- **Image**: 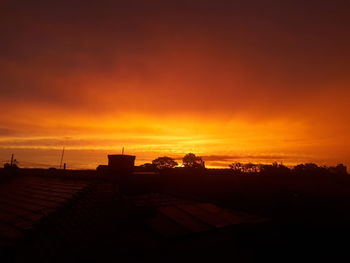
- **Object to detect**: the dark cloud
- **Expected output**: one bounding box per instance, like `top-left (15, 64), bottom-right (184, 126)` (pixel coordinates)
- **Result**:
top-left (201, 155), bottom-right (288, 162)
top-left (0, 128), bottom-right (17, 136)
top-left (1, 0), bottom-right (350, 117)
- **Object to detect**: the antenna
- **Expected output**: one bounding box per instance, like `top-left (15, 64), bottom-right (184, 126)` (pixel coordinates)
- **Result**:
top-left (122, 147), bottom-right (124, 155)
top-left (10, 154), bottom-right (14, 166)
top-left (59, 147), bottom-right (65, 169)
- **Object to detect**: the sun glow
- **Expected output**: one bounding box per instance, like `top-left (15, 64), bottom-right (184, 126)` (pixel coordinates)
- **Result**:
top-left (0, 105), bottom-right (322, 168)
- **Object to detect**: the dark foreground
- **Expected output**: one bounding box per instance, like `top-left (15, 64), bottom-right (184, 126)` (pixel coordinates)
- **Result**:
top-left (1, 168), bottom-right (350, 262)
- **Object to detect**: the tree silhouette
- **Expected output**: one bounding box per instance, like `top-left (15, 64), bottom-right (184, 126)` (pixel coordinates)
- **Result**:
top-left (182, 153), bottom-right (205, 168)
top-left (229, 162), bottom-right (243, 172)
top-left (4, 158), bottom-right (19, 169)
top-left (294, 163), bottom-right (321, 175)
top-left (333, 164), bottom-right (347, 175)
top-left (243, 162), bottom-right (259, 173)
top-left (152, 157), bottom-right (178, 169)
top-left (139, 163), bottom-right (156, 171)
top-left (229, 162), bottom-right (260, 173)
top-left (260, 162), bottom-right (290, 174)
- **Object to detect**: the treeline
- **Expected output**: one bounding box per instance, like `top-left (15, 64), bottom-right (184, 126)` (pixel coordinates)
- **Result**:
top-left (138, 153), bottom-right (348, 176)
top-left (229, 162), bottom-right (347, 176)
top-left (140, 153), bottom-right (205, 170)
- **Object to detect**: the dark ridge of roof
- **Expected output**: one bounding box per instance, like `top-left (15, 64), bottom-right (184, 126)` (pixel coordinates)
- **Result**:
top-left (0, 175), bottom-right (90, 247)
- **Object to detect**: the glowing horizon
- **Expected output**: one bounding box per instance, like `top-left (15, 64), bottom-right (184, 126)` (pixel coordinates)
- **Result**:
top-left (0, 111), bottom-right (348, 169)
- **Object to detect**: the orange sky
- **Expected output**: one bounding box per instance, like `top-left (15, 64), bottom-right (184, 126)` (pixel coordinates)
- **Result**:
top-left (1, 1), bottom-right (350, 168)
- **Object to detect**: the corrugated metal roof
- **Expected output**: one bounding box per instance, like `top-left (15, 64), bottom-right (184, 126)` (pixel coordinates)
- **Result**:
top-left (128, 193), bottom-right (267, 238)
top-left (0, 176), bottom-right (89, 246)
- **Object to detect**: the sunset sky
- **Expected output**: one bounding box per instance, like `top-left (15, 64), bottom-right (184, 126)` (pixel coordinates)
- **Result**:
top-left (1, 0), bottom-right (350, 169)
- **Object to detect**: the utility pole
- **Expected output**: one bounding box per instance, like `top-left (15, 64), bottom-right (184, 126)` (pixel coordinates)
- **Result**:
top-left (10, 154), bottom-right (14, 166)
top-left (59, 147), bottom-right (65, 169)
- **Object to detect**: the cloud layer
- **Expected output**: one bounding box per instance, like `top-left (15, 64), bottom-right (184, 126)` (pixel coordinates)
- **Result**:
top-left (1, 0), bottom-right (350, 167)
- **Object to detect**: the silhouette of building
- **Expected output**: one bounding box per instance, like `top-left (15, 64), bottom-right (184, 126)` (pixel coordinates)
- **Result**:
top-left (108, 154), bottom-right (135, 173)
top-left (97, 154), bottom-right (136, 174)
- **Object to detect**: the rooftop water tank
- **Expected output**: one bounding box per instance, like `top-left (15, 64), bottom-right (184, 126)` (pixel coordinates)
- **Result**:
top-left (108, 154), bottom-right (135, 173)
